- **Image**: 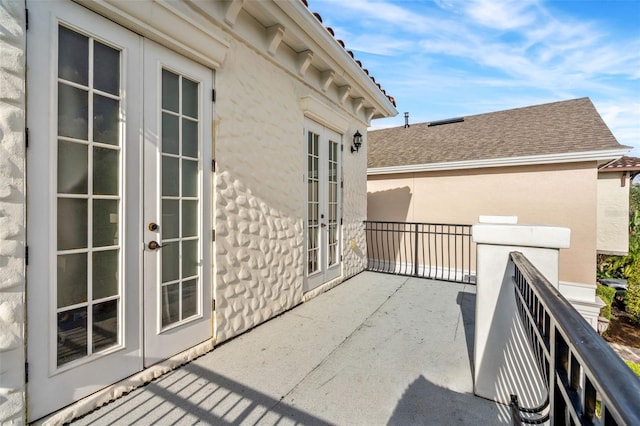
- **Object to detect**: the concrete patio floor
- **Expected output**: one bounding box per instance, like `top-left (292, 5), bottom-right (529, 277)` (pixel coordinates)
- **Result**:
top-left (72, 272), bottom-right (510, 425)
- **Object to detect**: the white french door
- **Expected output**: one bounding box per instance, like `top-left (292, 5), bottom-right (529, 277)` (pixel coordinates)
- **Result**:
top-left (26, 1), bottom-right (212, 420)
top-left (142, 41), bottom-right (212, 365)
top-left (305, 120), bottom-right (342, 291)
top-left (26, 3), bottom-right (142, 420)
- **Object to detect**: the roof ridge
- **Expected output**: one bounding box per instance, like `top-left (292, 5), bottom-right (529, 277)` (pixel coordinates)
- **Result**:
top-left (370, 97), bottom-right (593, 133)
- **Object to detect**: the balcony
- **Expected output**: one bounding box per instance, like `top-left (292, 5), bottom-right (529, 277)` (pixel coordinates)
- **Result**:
top-left (67, 220), bottom-right (640, 425)
top-left (71, 271), bottom-right (507, 425)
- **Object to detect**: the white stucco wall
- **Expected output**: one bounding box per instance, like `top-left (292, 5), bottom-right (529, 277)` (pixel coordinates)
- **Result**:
top-left (597, 172), bottom-right (629, 255)
top-left (214, 40), bottom-right (368, 343)
top-left (0, 2), bottom-right (26, 423)
top-left (341, 139), bottom-right (369, 279)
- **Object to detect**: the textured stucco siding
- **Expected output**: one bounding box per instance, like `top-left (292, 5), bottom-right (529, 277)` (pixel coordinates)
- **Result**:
top-left (341, 138), bottom-right (368, 279)
top-left (0, 1), bottom-right (26, 423)
top-left (214, 41), bottom-right (367, 342)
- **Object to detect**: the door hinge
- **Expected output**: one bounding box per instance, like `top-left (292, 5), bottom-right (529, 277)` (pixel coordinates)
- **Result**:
top-left (25, 9), bottom-right (29, 31)
top-left (212, 159), bottom-right (216, 172)
top-left (212, 229), bottom-right (216, 242)
top-left (340, 218), bottom-right (343, 225)
top-left (25, 362), bottom-right (28, 383)
top-left (212, 89), bottom-right (216, 102)
top-left (25, 128), bottom-right (29, 148)
top-left (341, 181), bottom-right (344, 189)
top-left (341, 144), bottom-right (343, 152)
top-left (340, 255), bottom-right (343, 262)
top-left (212, 299), bottom-right (216, 311)
top-left (25, 246), bottom-right (28, 266)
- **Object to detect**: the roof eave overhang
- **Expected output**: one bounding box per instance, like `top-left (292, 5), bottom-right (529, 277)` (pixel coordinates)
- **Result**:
top-left (599, 167), bottom-right (640, 173)
top-left (367, 148), bottom-right (630, 175)
top-left (274, 1), bottom-right (397, 119)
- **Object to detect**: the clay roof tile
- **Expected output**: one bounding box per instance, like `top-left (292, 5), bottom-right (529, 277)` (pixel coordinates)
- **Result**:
top-left (305, 1), bottom-right (394, 110)
top-left (599, 156), bottom-right (640, 172)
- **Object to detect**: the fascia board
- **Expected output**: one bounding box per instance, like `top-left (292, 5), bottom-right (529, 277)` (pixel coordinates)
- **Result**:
top-left (367, 148), bottom-right (630, 175)
top-left (272, 1), bottom-right (397, 118)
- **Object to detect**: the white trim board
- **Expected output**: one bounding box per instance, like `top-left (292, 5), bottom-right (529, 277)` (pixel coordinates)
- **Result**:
top-left (367, 148), bottom-right (629, 175)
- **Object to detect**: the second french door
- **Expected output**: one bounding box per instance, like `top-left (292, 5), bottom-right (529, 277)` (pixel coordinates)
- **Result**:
top-left (305, 120), bottom-right (342, 291)
top-left (143, 41), bottom-right (213, 365)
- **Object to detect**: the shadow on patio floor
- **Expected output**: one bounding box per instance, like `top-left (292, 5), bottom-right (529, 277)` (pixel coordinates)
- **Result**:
top-left (71, 272), bottom-right (508, 425)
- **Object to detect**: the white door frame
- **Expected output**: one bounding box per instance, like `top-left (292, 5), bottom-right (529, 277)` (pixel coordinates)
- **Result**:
top-left (304, 119), bottom-right (342, 292)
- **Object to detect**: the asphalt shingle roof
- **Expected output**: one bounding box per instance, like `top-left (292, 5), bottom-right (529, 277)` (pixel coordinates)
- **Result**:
top-left (368, 98), bottom-right (627, 169)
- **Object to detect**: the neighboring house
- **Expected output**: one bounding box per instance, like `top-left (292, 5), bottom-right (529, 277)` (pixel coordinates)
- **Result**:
top-left (597, 156), bottom-right (640, 255)
top-left (0, 0), bottom-right (396, 422)
top-left (367, 98), bottom-right (629, 290)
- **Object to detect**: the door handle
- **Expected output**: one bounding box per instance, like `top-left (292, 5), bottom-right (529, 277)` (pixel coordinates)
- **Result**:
top-left (320, 223), bottom-right (327, 228)
top-left (148, 241), bottom-right (168, 250)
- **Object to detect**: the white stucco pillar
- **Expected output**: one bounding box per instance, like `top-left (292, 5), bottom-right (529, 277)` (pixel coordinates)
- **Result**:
top-left (0, 2), bottom-right (27, 423)
top-left (472, 220), bottom-right (570, 406)
top-left (559, 281), bottom-right (605, 330)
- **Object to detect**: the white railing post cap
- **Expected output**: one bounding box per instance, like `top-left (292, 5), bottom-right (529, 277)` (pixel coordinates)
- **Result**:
top-left (472, 223), bottom-right (571, 249)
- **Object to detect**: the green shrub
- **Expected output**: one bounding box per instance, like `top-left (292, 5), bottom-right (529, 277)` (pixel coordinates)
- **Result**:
top-left (596, 285), bottom-right (616, 305)
top-left (600, 305), bottom-right (612, 321)
top-left (626, 361), bottom-right (640, 378)
top-left (597, 254), bottom-right (631, 279)
top-left (625, 261), bottom-right (640, 324)
top-left (596, 285), bottom-right (616, 320)
top-left (597, 363), bottom-right (639, 417)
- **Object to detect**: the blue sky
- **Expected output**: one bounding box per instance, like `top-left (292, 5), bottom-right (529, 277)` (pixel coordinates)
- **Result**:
top-left (309, 0), bottom-right (640, 154)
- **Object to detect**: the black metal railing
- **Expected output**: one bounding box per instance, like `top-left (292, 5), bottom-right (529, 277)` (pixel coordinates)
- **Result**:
top-left (510, 251), bottom-right (640, 425)
top-left (364, 221), bottom-right (474, 284)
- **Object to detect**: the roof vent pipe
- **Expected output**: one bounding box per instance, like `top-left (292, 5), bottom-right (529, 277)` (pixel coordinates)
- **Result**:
top-left (404, 112), bottom-right (410, 128)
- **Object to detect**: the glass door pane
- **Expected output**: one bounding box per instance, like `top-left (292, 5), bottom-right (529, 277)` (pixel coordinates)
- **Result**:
top-left (328, 140), bottom-right (339, 267)
top-left (307, 131), bottom-right (320, 275)
top-left (56, 25), bottom-right (122, 367)
top-left (160, 69), bottom-right (201, 329)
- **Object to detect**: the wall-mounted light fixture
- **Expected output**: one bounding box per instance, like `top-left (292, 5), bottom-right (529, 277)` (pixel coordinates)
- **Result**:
top-left (351, 130), bottom-right (363, 153)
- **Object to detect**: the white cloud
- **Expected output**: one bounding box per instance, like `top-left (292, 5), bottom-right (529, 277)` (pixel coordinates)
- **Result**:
top-left (597, 100), bottom-right (640, 153)
top-left (310, 0), bottom-right (640, 147)
top-left (461, 0), bottom-right (538, 30)
top-left (313, 0), bottom-right (427, 30)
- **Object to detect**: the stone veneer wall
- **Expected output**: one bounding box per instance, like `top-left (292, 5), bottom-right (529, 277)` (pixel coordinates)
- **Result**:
top-left (214, 40), bottom-right (368, 343)
top-left (0, 2), bottom-right (26, 423)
